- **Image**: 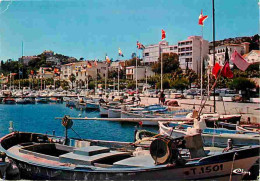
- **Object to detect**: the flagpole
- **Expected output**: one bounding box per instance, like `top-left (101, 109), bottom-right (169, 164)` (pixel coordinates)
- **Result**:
top-left (200, 25), bottom-right (203, 101)
top-left (136, 49), bottom-right (138, 93)
top-left (212, 0), bottom-right (216, 112)
top-left (96, 63), bottom-right (98, 95)
top-left (160, 44), bottom-right (163, 91)
top-left (105, 55), bottom-right (107, 96)
top-left (118, 55), bottom-right (120, 94)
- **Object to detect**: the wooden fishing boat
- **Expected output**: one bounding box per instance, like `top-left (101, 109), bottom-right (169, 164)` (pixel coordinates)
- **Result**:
top-left (3, 98), bottom-right (16, 104)
top-left (236, 124), bottom-right (260, 134)
top-left (35, 97), bottom-right (49, 104)
top-left (0, 131), bottom-right (258, 180)
top-left (159, 121), bottom-right (260, 148)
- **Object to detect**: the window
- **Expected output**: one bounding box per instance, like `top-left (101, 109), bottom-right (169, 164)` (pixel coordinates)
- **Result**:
top-left (170, 47), bottom-right (173, 50)
top-left (145, 53), bottom-right (149, 56)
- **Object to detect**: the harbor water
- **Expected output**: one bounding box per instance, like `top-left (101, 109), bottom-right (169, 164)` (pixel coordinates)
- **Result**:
top-left (0, 103), bottom-right (158, 142)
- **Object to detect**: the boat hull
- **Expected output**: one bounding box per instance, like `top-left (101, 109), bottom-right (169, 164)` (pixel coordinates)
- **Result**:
top-left (7, 153), bottom-right (258, 180)
top-left (0, 132), bottom-right (259, 180)
top-left (121, 111), bottom-right (157, 126)
top-left (99, 105), bottom-right (108, 117)
top-left (108, 109), bottom-right (121, 118)
top-left (159, 123), bottom-right (260, 148)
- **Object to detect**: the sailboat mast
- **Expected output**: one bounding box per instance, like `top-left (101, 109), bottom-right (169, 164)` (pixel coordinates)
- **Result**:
top-left (135, 49), bottom-right (138, 92)
top-left (212, 0), bottom-right (216, 112)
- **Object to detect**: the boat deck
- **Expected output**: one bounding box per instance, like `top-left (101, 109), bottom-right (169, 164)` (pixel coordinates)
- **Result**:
top-left (7, 143), bottom-right (132, 168)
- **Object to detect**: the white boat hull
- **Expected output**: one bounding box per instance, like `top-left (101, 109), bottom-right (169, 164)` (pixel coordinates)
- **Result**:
top-left (108, 109), bottom-right (121, 118)
top-left (121, 111), bottom-right (157, 126)
top-left (159, 122), bottom-right (260, 147)
top-left (100, 105), bottom-right (108, 117)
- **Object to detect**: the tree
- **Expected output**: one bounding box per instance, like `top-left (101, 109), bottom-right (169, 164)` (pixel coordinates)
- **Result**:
top-left (171, 78), bottom-right (189, 92)
top-left (125, 57), bottom-right (141, 66)
top-left (69, 74), bottom-right (76, 89)
top-left (228, 77), bottom-right (256, 98)
top-left (156, 79), bottom-right (171, 89)
top-left (152, 53), bottom-right (179, 74)
top-left (185, 69), bottom-right (198, 88)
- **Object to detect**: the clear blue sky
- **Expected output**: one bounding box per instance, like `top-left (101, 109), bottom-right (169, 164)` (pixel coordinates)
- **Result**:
top-left (0, 0), bottom-right (258, 61)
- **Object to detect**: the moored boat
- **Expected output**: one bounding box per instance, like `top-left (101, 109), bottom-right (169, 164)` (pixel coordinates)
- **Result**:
top-left (3, 97), bottom-right (16, 104)
top-left (35, 97), bottom-right (49, 104)
top-left (159, 120), bottom-right (260, 148)
top-left (0, 131), bottom-right (258, 180)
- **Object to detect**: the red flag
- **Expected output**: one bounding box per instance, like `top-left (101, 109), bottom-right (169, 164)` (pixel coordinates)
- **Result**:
top-left (54, 68), bottom-right (59, 73)
top-left (87, 62), bottom-right (92, 68)
top-left (198, 10), bottom-right (208, 26)
top-left (161, 29), bottom-right (166, 40)
top-left (137, 41), bottom-right (145, 49)
top-left (30, 70), bottom-right (34, 75)
top-left (231, 50), bottom-right (250, 71)
top-left (94, 60), bottom-right (98, 67)
top-left (212, 63), bottom-right (221, 78)
top-left (221, 62), bottom-right (233, 78)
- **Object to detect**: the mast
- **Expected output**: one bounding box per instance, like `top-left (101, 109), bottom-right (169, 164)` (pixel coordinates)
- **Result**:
top-left (105, 55), bottom-right (107, 95)
top-left (135, 49), bottom-right (138, 92)
top-left (160, 45), bottom-right (163, 91)
top-left (200, 26), bottom-right (203, 101)
top-left (118, 57), bottom-right (120, 93)
top-left (212, 0), bottom-right (216, 112)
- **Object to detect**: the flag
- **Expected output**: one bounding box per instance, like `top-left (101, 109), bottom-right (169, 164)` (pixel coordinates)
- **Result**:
top-left (212, 63), bottom-right (221, 78)
top-left (118, 48), bottom-right (124, 57)
top-left (106, 55), bottom-right (111, 64)
top-left (54, 68), bottom-right (59, 73)
top-left (231, 50), bottom-right (250, 71)
top-left (137, 41), bottom-right (145, 49)
top-left (30, 70), bottom-right (34, 75)
top-left (161, 29), bottom-right (166, 40)
top-left (198, 10), bottom-right (208, 26)
top-left (94, 60), bottom-right (98, 67)
top-left (87, 62), bottom-right (92, 68)
top-left (221, 62), bottom-right (233, 78)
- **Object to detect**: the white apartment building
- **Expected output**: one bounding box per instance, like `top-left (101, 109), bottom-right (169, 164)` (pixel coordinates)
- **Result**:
top-left (208, 42), bottom-right (250, 67)
top-left (126, 66), bottom-right (155, 80)
top-left (143, 41), bottom-right (178, 64)
top-left (178, 36), bottom-right (209, 74)
top-left (243, 50), bottom-right (260, 64)
top-left (60, 61), bottom-right (108, 82)
top-left (142, 36), bottom-right (209, 74)
top-left (214, 43), bottom-right (249, 65)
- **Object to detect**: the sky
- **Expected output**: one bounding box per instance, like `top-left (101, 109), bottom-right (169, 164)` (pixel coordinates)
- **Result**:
top-left (0, 0), bottom-right (258, 61)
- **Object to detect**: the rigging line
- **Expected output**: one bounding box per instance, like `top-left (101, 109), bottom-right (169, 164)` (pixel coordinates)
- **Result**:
top-left (0, 0), bottom-right (13, 15)
top-left (71, 127), bottom-right (83, 140)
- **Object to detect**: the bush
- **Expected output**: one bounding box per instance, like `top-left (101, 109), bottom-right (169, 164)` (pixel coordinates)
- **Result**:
top-left (228, 77), bottom-right (256, 91)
